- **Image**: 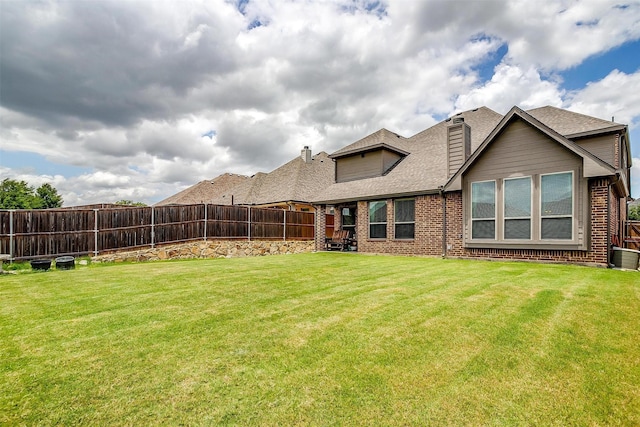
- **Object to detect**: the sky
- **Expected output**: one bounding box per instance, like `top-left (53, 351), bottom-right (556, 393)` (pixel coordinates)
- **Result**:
top-left (1, 0), bottom-right (640, 206)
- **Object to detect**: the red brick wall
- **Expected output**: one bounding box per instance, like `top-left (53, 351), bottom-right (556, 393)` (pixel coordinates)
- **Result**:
top-left (447, 179), bottom-right (611, 266)
top-left (314, 178), bottom-right (617, 266)
top-left (354, 196), bottom-right (443, 256)
top-left (444, 192), bottom-right (464, 257)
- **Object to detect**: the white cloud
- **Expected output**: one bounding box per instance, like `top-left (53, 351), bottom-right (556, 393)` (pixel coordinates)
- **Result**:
top-left (631, 158), bottom-right (640, 200)
top-left (80, 171), bottom-right (131, 188)
top-left (1, 0), bottom-right (640, 204)
top-left (454, 64), bottom-right (564, 113)
top-left (565, 69), bottom-right (640, 127)
top-left (495, 1), bottom-right (640, 70)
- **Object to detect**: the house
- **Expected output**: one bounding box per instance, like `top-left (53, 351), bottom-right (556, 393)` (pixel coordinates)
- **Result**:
top-left (158, 147), bottom-right (334, 211)
top-left (207, 147), bottom-right (334, 211)
top-left (312, 106), bottom-right (632, 267)
top-left (155, 173), bottom-right (250, 206)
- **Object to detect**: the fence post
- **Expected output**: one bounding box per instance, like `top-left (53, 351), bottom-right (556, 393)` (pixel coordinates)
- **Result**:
top-left (283, 209), bottom-right (286, 241)
top-left (248, 206), bottom-right (251, 241)
top-left (93, 209), bottom-right (99, 256)
top-left (203, 204), bottom-right (207, 241)
top-left (9, 210), bottom-right (14, 261)
top-left (151, 206), bottom-right (155, 248)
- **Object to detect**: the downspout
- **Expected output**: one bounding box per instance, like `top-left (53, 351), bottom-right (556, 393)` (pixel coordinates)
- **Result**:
top-left (606, 176), bottom-right (621, 267)
top-left (440, 186), bottom-right (447, 258)
top-left (607, 180), bottom-right (612, 267)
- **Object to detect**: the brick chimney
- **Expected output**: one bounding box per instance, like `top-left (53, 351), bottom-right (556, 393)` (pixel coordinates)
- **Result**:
top-left (447, 118), bottom-right (471, 177)
top-left (301, 146), bottom-right (312, 163)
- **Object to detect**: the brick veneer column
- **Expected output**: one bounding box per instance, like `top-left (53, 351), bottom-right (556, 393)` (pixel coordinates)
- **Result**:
top-left (356, 201), bottom-right (368, 247)
top-left (334, 205), bottom-right (343, 231)
top-left (589, 178), bottom-right (609, 264)
top-left (314, 205), bottom-right (326, 251)
top-left (444, 191), bottom-right (464, 257)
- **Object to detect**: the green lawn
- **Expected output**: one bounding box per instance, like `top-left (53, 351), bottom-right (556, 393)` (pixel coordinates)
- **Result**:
top-left (1, 253), bottom-right (639, 426)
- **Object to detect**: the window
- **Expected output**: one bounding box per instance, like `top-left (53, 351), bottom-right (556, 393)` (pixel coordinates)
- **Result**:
top-left (369, 201), bottom-right (387, 239)
top-left (471, 181), bottom-right (496, 239)
top-left (342, 207), bottom-right (356, 238)
top-left (394, 198), bottom-right (415, 239)
top-left (504, 177), bottom-right (531, 239)
top-left (541, 172), bottom-right (573, 240)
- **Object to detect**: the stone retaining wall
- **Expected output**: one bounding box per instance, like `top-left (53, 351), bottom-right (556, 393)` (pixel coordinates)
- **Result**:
top-left (92, 240), bottom-right (315, 263)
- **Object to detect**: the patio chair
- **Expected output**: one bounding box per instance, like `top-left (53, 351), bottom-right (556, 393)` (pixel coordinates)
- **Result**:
top-left (325, 229), bottom-right (350, 251)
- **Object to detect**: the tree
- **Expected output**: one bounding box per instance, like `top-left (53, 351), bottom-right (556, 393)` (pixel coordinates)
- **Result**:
top-left (0, 179), bottom-right (38, 209)
top-left (0, 179), bottom-right (63, 209)
top-left (36, 183), bottom-right (63, 208)
top-left (629, 204), bottom-right (640, 221)
top-left (114, 200), bottom-right (147, 207)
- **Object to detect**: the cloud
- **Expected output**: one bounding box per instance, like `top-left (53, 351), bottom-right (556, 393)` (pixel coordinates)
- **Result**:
top-left (1, 0), bottom-right (640, 204)
top-left (454, 64), bottom-right (564, 113)
top-left (0, 0), bottom-right (243, 127)
top-left (565, 69), bottom-right (640, 127)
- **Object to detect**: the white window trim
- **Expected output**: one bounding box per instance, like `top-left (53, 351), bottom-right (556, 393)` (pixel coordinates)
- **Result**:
top-left (539, 171), bottom-right (574, 241)
top-left (471, 180), bottom-right (496, 240)
top-left (503, 176), bottom-right (532, 240)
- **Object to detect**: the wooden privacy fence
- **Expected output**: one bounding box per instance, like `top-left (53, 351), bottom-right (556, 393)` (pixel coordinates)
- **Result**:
top-left (0, 204), bottom-right (316, 261)
top-left (626, 221), bottom-right (640, 250)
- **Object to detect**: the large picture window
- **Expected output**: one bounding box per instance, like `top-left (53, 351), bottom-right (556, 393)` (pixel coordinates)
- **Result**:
top-left (471, 181), bottom-right (496, 239)
top-left (394, 198), bottom-right (415, 239)
top-left (541, 172), bottom-right (573, 240)
top-left (504, 177), bottom-right (531, 239)
top-left (369, 201), bottom-right (387, 239)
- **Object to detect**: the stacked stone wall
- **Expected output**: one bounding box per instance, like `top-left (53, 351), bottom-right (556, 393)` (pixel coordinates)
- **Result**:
top-left (92, 240), bottom-right (315, 263)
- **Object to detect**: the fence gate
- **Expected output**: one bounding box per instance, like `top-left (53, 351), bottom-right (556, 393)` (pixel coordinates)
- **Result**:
top-left (626, 221), bottom-right (640, 250)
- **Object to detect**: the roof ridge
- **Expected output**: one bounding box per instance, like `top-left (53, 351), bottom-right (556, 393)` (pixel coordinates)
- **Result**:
top-left (527, 105), bottom-right (623, 126)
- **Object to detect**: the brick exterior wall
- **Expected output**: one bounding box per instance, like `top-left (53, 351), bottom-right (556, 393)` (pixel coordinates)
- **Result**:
top-left (315, 178), bottom-right (618, 266)
top-left (447, 178), bottom-right (612, 266)
top-left (353, 196), bottom-right (443, 256)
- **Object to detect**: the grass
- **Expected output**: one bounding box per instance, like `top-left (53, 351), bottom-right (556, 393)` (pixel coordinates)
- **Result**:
top-left (1, 253), bottom-right (639, 426)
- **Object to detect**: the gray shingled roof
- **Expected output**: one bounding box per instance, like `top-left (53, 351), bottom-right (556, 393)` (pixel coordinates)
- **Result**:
top-left (210, 151), bottom-right (334, 206)
top-left (330, 128), bottom-right (409, 158)
top-left (158, 105), bottom-right (629, 208)
top-left (312, 105), bottom-right (630, 205)
top-left (155, 173), bottom-right (250, 206)
top-left (527, 106), bottom-right (625, 137)
top-left (312, 107), bottom-right (503, 204)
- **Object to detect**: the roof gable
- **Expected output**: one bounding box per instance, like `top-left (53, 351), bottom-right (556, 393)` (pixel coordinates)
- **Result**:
top-left (445, 106), bottom-right (616, 191)
top-left (330, 128), bottom-right (409, 158)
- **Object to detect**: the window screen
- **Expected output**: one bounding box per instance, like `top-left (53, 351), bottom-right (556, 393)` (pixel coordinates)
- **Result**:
top-left (394, 199), bottom-right (415, 239)
top-left (471, 181), bottom-right (496, 239)
top-left (369, 201), bottom-right (387, 239)
top-left (504, 177), bottom-right (531, 239)
top-left (541, 172), bottom-right (572, 240)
